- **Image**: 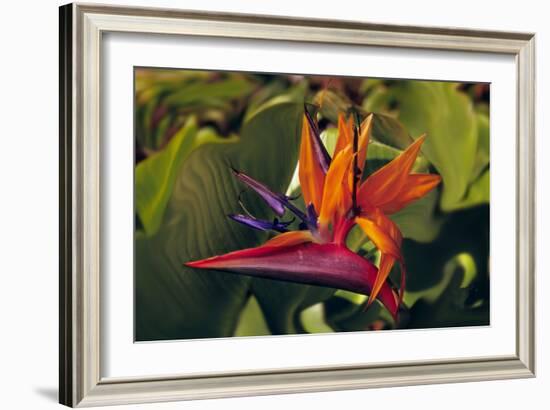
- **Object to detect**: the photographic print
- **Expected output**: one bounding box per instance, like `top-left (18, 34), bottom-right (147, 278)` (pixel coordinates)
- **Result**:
top-left (134, 68), bottom-right (490, 342)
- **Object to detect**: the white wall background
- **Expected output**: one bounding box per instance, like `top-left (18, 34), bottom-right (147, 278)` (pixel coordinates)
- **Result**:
top-left (0, 0), bottom-right (546, 408)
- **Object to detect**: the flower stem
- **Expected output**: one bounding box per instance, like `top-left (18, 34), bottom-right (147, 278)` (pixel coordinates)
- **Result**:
top-left (351, 117), bottom-right (361, 216)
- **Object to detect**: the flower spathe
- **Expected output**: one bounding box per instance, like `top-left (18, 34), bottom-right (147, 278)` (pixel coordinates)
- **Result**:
top-left (185, 107), bottom-right (441, 320)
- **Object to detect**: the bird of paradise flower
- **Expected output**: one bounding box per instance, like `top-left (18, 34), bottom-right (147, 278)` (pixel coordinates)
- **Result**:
top-left (186, 106), bottom-right (441, 321)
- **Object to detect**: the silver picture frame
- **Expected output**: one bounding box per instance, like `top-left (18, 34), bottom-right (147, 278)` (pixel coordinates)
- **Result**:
top-left (59, 3), bottom-right (536, 407)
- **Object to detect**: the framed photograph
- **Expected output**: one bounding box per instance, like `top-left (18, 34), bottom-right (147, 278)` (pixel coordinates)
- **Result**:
top-left (59, 3), bottom-right (535, 407)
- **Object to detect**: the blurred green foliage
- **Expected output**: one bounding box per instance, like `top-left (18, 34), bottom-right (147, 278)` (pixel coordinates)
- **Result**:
top-left (134, 68), bottom-right (490, 340)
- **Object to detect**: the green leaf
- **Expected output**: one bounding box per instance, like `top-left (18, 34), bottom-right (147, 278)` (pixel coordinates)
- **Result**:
top-left (163, 77), bottom-right (256, 107)
top-left (138, 93), bottom-right (163, 149)
top-left (135, 102), bottom-right (304, 341)
top-left (300, 303), bottom-right (334, 334)
top-left (403, 252), bottom-right (476, 307)
top-left (404, 252), bottom-right (489, 328)
top-left (449, 169), bottom-right (490, 210)
top-left (244, 80), bottom-right (289, 115)
top-left (135, 118), bottom-right (199, 236)
top-left (152, 115), bottom-right (172, 150)
top-left (398, 205), bottom-right (489, 298)
top-left (251, 279), bottom-right (335, 334)
top-left (135, 118), bottom-right (237, 236)
top-left (323, 295), bottom-right (394, 332)
top-left (362, 84), bottom-right (395, 113)
top-left (470, 112), bottom-right (490, 183)
top-left (244, 81), bottom-right (307, 123)
top-left (320, 127), bottom-right (339, 156)
top-left (391, 190), bottom-right (442, 243)
top-left (135, 71), bottom-right (258, 150)
top-left (233, 296), bottom-right (271, 337)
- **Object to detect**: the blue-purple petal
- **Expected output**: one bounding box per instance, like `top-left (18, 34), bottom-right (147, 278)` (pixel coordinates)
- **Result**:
top-left (232, 168), bottom-right (311, 223)
top-left (232, 169), bottom-right (286, 216)
top-left (306, 203), bottom-right (318, 227)
top-left (229, 214), bottom-right (291, 233)
top-left (304, 107), bottom-right (331, 174)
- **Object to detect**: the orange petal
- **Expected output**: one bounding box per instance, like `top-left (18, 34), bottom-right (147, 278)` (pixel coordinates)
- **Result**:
top-left (334, 113), bottom-right (353, 157)
top-left (337, 174), bottom-right (353, 220)
top-left (299, 115), bottom-right (326, 212)
top-left (355, 215), bottom-right (401, 260)
top-left (356, 209), bottom-right (404, 306)
top-left (369, 253), bottom-right (396, 307)
top-left (357, 114), bottom-right (374, 172)
top-left (319, 146), bottom-right (354, 228)
top-left (348, 114), bottom-right (374, 192)
top-left (264, 230), bottom-right (314, 247)
top-left (358, 134), bottom-right (426, 210)
top-left (379, 173), bottom-right (442, 214)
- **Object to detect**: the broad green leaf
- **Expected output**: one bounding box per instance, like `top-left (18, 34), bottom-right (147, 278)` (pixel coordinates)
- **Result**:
top-left (450, 169), bottom-right (490, 210)
top-left (362, 84), bottom-right (394, 113)
top-left (414, 110), bottom-right (489, 211)
top-left (300, 303), bottom-right (334, 334)
top-left (333, 289), bottom-right (367, 305)
top-left (251, 279), bottom-right (335, 334)
top-left (244, 81), bottom-right (307, 123)
top-left (244, 80), bottom-right (289, 115)
top-left (320, 127), bottom-right (339, 156)
top-left (470, 112), bottom-right (490, 183)
top-left (162, 77), bottom-right (256, 107)
top-left (233, 296), bottom-right (271, 337)
top-left (391, 190), bottom-right (442, 243)
top-left (135, 102), bottom-right (304, 341)
top-left (135, 118), bottom-right (198, 236)
top-left (135, 118), bottom-right (237, 236)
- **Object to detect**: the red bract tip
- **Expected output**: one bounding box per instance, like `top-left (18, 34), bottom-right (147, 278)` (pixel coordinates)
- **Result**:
top-left (186, 242), bottom-right (399, 319)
